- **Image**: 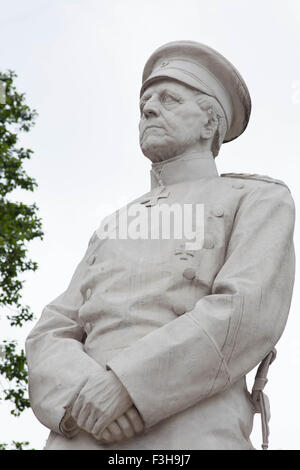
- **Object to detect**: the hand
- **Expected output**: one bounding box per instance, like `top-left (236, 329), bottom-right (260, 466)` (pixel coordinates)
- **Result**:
top-left (69, 370), bottom-right (133, 437)
top-left (98, 406), bottom-right (144, 445)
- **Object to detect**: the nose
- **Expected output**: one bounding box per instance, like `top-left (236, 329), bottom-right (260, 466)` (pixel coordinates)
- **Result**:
top-left (142, 96), bottom-right (160, 118)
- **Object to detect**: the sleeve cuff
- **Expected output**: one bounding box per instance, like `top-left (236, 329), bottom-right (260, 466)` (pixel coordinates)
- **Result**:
top-left (59, 407), bottom-right (81, 439)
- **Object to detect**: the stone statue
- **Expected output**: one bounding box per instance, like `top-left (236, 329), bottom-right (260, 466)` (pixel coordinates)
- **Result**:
top-left (25, 41), bottom-right (295, 450)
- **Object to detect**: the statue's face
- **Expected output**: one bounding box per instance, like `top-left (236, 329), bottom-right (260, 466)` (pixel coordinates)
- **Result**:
top-left (139, 79), bottom-right (211, 162)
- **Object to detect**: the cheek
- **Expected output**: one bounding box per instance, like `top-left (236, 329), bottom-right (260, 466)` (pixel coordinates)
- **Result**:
top-left (138, 120), bottom-right (143, 136)
top-left (186, 109), bottom-right (204, 128)
top-left (175, 112), bottom-right (204, 140)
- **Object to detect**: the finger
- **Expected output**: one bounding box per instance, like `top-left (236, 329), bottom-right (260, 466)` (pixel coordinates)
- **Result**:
top-left (70, 396), bottom-right (84, 421)
top-left (107, 421), bottom-right (124, 442)
top-left (93, 427), bottom-right (113, 444)
top-left (91, 416), bottom-right (107, 438)
top-left (75, 405), bottom-right (92, 429)
top-left (99, 428), bottom-right (115, 445)
top-left (116, 414), bottom-right (135, 439)
top-left (126, 407), bottom-right (144, 434)
top-left (83, 412), bottom-right (98, 433)
top-left (102, 429), bottom-right (112, 441)
top-left (76, 405), bottom-right (94, 430)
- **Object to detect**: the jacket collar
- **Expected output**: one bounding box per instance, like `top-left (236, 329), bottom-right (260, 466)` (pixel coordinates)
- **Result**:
top-left (150, 151), bottom-right (219, 189)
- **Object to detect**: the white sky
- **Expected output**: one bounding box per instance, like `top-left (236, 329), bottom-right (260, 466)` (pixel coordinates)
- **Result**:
top-left (0, 0), bottom-right (299, 450)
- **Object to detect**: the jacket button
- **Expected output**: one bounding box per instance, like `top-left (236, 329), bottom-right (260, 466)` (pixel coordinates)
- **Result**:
top-left (172, 303), bottom-right (187, 316)
top-left (183, 267), bottom-right (196, 280)
top-left (212, 206), bottom-right (224, 217)
top-left (203, 235), bottom-right (215, 249)
top-left (87, 254), bottom-right (96, 265)
top-left (232, 182), bottom-right (244, 189)
top-left (86, 288), bottom-right (92, 300)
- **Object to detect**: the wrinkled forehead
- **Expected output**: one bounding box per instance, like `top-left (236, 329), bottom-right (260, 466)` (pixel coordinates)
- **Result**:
top-left (140, 77), bottom-right (202, 100)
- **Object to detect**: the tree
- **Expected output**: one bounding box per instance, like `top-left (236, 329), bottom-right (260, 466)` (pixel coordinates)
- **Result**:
top-left (0, 70), bottom-right (43, 450)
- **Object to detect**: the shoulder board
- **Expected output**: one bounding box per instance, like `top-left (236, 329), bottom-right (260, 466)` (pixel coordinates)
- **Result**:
top-left (220, 173), bottom-right (289, 189)
top-left (88, 231), bottom-right (98, 246)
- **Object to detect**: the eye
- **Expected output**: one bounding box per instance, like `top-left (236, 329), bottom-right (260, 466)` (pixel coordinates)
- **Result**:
top-left (161, 93), bottom-right (175, 103)
top-left (160, 92), bottom-right (182, 107)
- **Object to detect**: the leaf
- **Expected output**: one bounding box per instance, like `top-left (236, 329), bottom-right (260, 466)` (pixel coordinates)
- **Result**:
top-left (0, 69), bottom-right (43, 446)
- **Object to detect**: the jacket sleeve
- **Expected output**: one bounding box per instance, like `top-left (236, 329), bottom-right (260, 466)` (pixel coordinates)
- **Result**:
top-left (25, 232), bottom-right (106, 435)
top-left (106, 182), bottom-right (296, 428)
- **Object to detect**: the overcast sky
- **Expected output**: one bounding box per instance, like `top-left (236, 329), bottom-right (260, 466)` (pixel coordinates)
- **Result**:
top-left (0, 0), bottom-right (299, 450)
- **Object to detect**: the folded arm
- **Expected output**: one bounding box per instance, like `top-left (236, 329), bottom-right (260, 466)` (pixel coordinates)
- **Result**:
top-left (25, 234), bottom-right (133, 438)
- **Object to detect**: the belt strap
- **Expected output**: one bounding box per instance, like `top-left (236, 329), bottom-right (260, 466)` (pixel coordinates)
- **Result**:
top-left (251, 348), bottom-right (277, 450)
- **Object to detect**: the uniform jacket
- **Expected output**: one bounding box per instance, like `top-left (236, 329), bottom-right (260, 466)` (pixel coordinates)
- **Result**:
top-left (25, 153), bottom-right (295, 450)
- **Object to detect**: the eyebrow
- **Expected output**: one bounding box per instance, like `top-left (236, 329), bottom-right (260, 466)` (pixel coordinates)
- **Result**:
top-left (140, 88), bottom-right (183, 106)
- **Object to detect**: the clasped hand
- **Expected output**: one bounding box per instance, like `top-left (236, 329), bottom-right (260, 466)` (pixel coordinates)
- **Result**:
top-left (99, 406), bottom-right (144, 444)
top-left (68, 370), bottom-right (144, 444)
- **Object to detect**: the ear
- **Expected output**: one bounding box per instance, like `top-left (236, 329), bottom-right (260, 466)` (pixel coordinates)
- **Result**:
top-left (200, 107), bottom-right (219, 140)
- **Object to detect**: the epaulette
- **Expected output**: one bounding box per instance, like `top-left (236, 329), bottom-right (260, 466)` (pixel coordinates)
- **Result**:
top-left (88, 231), bottom-right (98, 246)
top-left (220, 173), bottom-right (289, 190)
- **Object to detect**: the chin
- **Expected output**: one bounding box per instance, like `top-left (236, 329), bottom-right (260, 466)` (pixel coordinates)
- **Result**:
top-left (140, 139), bottom-right (179, 163)
top-left (141, 146), bottom-right (176, 163)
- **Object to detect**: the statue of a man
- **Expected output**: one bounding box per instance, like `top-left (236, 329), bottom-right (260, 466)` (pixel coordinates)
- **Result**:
top-left (26, 41), bottom-right (295, 450)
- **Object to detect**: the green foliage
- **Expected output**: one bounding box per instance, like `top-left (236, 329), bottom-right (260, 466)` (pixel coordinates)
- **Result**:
top-left (0, 441), bottom-right (34, 450)
top-left (0, 341), bottom-right (30, 415)
top-left (0, 70), bottom-right (43, 327)
top-left (0, 70), bottom-right (43, 445)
